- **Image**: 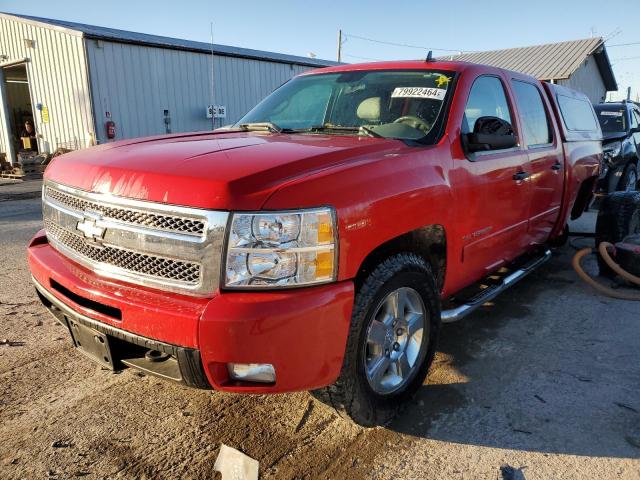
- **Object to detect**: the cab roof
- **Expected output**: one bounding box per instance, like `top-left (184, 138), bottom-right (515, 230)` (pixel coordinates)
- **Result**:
top-left (301, 60), bottom-right (541, 84)
top-left (302, 60), bottom-right (466, 75)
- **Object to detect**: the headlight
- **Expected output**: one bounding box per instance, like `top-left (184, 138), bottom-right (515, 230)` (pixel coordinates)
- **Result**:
top-left (603, 141), bottom-right (622, 162)
top-left (224, 207), bottom-right (337, 288)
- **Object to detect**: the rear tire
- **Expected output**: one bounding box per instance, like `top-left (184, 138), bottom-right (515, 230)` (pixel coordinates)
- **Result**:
top-left (595, 192), bottom-right (640, 277)
top-left (314, 253), bottom-right (440, 427)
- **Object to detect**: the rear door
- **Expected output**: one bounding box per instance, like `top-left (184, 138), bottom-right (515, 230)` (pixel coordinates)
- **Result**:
top-left (458, 75), bottom-right (532, 277)
top-left (510, 79), bottom-right (564, 245)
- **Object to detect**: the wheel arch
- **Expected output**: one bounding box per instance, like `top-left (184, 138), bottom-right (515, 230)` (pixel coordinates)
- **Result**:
top-left (571, 175), bottom-right (598, 220)
top-left (617, 158), bottom-right (639, 191)
top-left (354, 225), bottom-right (446, 292)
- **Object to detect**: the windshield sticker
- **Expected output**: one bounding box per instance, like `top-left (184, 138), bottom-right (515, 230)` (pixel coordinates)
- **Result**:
top-left (600, 111), bottom-right (624, 117)
top-left (436, 75), bottom-right (450, 88)
top-left (391, 87), bottom-right (447, 100)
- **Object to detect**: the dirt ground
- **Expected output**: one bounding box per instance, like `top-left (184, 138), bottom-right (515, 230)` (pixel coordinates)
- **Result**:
top-left (1, 181), bottom-right (639, 479)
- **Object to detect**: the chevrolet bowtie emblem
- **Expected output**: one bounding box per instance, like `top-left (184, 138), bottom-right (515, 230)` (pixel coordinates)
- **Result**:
top-left (76, 213), bottom-right (106, 244)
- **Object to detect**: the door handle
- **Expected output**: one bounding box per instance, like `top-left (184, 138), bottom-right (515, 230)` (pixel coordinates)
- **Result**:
top-left (551, 161), bottom-right (562, 171)
top-left (513, 171), bottom-right (530, 181)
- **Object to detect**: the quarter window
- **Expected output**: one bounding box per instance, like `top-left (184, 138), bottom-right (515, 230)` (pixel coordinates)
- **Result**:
top-left (463, 76), bottom-right (512, 134)
top-left (557, 95), bottom-right (599, 132)
top-left (512, 80), bottom-right (552, 146)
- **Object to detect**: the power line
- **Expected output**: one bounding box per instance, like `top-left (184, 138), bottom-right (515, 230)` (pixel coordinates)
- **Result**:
top-left (607, 41), bottom-right (640, 47)
top-left (611, 56), bottom-right (640, 63)
top-left (344, 32), bottom-right (474, 54)
top-left (342, 53), bottom-right (385, 62)
top-left (602, 27), bottom-right (622, 43)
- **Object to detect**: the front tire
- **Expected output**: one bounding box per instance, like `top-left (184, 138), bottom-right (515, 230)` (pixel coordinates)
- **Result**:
top-left (315, 253), bottom-right (440, 427)
top-left (618, 163), bottom-right (638, 192)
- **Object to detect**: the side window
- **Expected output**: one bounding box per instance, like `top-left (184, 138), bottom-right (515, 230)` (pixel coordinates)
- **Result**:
top-left (512, 80), bottom-right (552, 147)
top-left (463, 76), bottom-right (512, 134)
top-left (556, 95), bottom-right (599, 132)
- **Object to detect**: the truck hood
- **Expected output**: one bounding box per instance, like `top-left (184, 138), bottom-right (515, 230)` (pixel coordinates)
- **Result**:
top-left (602, 132), bottom-right (627, 143)
top-left (45, 132), bottom-right (401, 210)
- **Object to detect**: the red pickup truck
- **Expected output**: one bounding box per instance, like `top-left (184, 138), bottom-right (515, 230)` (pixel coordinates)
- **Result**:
top-left (28, 60), bottom-right (601, 426)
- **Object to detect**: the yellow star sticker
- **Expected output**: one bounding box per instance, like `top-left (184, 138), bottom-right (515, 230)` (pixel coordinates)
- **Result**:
top-left (436, 75), bottom-right (450, 88)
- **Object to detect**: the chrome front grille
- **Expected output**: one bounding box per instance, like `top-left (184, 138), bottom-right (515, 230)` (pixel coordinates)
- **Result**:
top-left (44, 221), bottom-right (201, 285)
top-left (42, 181), bottom-right (229, 296)
top-left (44, 186), bottom-right (206, 235)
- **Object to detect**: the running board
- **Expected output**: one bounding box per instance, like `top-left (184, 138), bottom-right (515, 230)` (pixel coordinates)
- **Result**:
top-left (441, 249), bottom-right (552, 323)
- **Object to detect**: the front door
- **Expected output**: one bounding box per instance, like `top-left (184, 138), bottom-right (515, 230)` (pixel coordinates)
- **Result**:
top-left (510, 79), bottom-right (564, 245)
top-left (457, 75), bottom-right (532, 280)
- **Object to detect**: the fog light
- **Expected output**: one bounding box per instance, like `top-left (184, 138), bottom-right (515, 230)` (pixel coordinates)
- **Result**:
top-left (227, 363), bottom-right (276, 383)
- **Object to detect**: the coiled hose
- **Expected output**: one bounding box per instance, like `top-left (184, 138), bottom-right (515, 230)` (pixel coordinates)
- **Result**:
top-left (572, 242), bottom-right (640, 301)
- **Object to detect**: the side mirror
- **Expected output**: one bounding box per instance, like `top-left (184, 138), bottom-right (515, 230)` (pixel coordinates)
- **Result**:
top-left (464, 116), bottom-right (517, 153)
top-left (631, 126), bottom-right (640, 134)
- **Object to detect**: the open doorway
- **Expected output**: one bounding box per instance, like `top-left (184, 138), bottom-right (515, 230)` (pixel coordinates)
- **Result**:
top-left (3, 64), bottom-right (38, 156)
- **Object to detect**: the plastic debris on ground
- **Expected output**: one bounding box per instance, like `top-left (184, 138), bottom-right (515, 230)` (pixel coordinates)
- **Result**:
top-left (213, 444), bottom-right (259, 480)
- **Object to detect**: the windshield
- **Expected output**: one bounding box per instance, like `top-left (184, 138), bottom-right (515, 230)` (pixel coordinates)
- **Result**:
top-left (236, 70), bottom-right (455, 141)
top-left (595, 106), bottom-right (627, 134)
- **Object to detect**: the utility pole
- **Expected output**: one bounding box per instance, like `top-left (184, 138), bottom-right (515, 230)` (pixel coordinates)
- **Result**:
top-left (337, 29), bottom-right (342, 62)
top-left (627, 86), bottom-right (632, 101)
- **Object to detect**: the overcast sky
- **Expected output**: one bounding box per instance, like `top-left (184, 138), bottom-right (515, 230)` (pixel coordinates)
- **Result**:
top-left (4, 0), bottom-right (639, 100)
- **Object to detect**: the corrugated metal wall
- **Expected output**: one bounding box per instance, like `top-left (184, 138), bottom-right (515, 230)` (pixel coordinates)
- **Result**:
top-left (558, 56), bottom-right (606, 104)
top-left (0, 15), bottom-right (317, 155)
top-left (0, 16), bottom-right (95, 160)
top-left (85, 39), bottom-right (311, 143)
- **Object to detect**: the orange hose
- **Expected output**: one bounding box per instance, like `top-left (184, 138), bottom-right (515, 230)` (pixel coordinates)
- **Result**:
top-left (599, 242), bottom-right (640, 286)
top-left (572, 247), bottom-right (640, 301)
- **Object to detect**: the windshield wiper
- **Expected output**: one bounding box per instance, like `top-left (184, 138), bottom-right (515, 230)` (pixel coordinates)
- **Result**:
top-left (237, 122), bottom-right (384, 138)
top-left (304, 123), bottom-right (384, 138)
top-left (359, 125), bottom-right (384, 138)
top-left (238, 122), bottom-right (283, 133)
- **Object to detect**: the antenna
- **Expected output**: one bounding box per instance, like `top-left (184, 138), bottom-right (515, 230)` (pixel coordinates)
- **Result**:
top-left (210, 21), bottom-right (216, 130)
top-left (425, 50), bottom-right (433, 62)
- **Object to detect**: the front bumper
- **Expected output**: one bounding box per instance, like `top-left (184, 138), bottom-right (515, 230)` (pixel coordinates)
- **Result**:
top-left (28, 230), bottom-right (354, 393)
top-left (33, 276), bottom-right (210, 388)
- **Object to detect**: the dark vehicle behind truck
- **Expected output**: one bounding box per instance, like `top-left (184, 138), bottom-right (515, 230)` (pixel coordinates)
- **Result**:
top-left (594, 101), bottom-right (640, 193)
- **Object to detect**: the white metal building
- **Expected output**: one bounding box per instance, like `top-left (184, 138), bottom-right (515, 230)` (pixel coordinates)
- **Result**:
top-left (0, 12), bottom-right (337, 164)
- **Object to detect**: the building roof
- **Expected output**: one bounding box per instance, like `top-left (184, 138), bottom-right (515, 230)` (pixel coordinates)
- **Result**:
top-left (442, 37), bottom-right (617, 91)
top-left (0, 12), bottom-right (339, 68)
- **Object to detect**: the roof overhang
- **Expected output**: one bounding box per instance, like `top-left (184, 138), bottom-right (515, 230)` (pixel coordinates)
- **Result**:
top-left (592, 44), bottom-right (618, 91)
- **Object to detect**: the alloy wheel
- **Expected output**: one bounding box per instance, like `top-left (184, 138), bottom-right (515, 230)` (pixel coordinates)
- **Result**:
top-left (364, 287), bottom-right (427, 395)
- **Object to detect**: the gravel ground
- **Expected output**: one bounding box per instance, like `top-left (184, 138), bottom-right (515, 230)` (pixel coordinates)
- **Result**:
top-left (1, 189), bottom-right (639, 479)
